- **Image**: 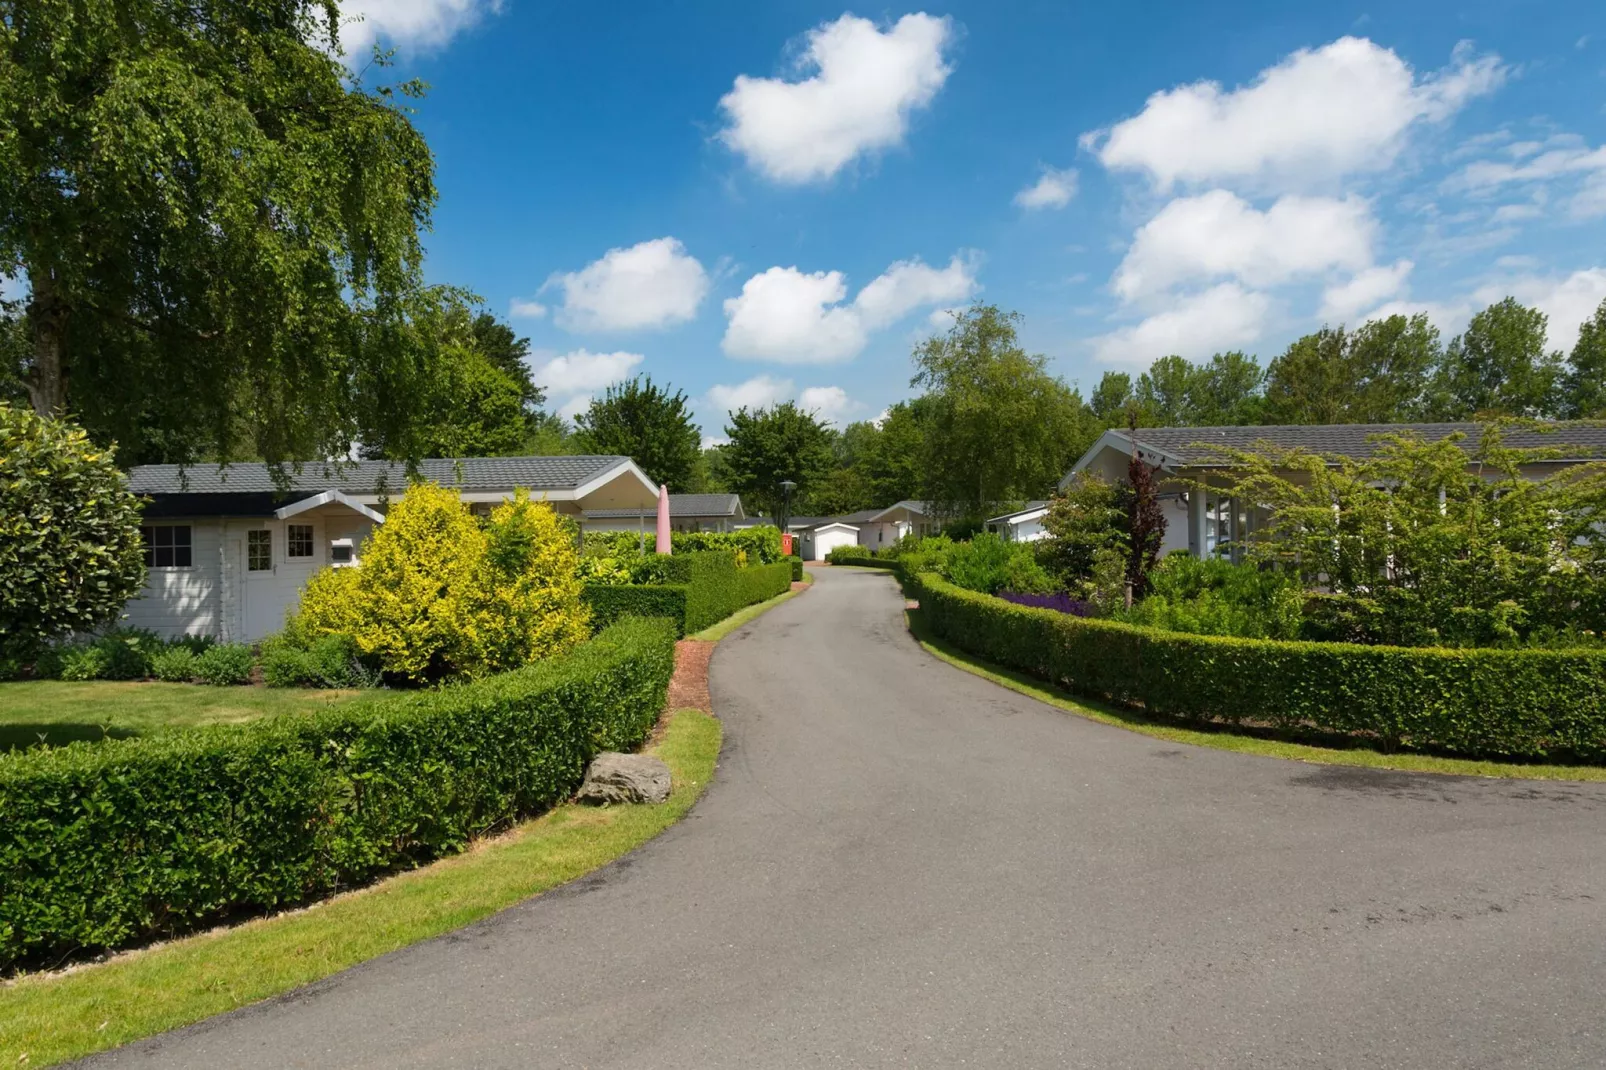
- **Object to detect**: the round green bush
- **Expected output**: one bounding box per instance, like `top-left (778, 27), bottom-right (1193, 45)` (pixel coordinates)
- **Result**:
top-left (150, 647), bottom-right (198, 683)
top-left (57, 643), bottom-right (111, 681)
top-left (0, 404), bottom-right (146, 659)
top-left (193, 643), bottom-right (255, 686)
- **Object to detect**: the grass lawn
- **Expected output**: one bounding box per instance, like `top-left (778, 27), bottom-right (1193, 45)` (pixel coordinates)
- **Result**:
top-left (0, 707), bottom-right (722, 1067)
top-left (906, 609), bottom-right (1606, 783)
top-left (0, 681), bottom-right (368, 751)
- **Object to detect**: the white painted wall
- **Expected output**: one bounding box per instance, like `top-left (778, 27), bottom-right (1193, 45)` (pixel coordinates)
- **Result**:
top-left (122, 518), bottom-right (224, 639)
top-left (803, 525), bottom-right (860, 561)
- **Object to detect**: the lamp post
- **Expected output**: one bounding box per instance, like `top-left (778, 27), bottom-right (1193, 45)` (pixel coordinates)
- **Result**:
top-left (779, 479), bottom-right (797, 555)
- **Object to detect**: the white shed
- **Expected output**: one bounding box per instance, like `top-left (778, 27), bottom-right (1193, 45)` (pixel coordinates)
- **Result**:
top-left (799, 521), bottom-right (861, 562)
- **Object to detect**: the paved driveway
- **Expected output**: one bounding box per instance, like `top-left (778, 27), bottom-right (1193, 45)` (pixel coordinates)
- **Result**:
top-left (87, 566), bottom-right (1606, 1069)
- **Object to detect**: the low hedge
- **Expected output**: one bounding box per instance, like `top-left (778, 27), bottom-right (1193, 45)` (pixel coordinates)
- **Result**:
top-left (0, 617), bottom-right (676, 972)
top-left (583, 551), bottom-right (792, 636)
top-left (790, 556), bottom-right (803, 582)
top-left (913, 571), bottom-right (1606, 762)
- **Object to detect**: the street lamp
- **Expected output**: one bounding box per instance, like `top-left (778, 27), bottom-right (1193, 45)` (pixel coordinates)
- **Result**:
top-left (778, 480), bottom-right (797, 551)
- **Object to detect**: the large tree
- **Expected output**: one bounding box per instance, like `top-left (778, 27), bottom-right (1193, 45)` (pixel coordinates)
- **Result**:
top-left (1, 0), bottom-right (455, 465)
top-left (913, 304), bottom-right (1092, 519)
top-left (572, 376), bottom-right (702, 491)
top-left (1562, 298), bottom-right (1606, 418)
top-left (1427, 298), bottom-right (1562, 419)
top-left (722, 402), bottom-right (836, 518)
top-left (1263, 314), bottom-right (1439, 425)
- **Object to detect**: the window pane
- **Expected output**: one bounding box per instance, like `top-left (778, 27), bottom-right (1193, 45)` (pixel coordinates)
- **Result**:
top-left (286, 524), bottom-right (314, 558)
top-left (248, 530), bottom-right (272, 571)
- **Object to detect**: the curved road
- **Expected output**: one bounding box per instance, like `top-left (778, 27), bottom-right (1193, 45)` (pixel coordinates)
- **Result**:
top-left (89, 567), bottom-right (1606, 1069)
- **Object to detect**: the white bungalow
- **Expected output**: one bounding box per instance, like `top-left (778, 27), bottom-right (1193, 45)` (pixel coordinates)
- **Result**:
top-left (124, 455), bottom-right (657, 642)
top-left (584, 493), bottom-right (746, 534)
top-left (985, 501), bottom-right (1051, 542)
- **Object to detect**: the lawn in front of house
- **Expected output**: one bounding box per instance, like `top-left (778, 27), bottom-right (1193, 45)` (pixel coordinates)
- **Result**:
top-left (0, 681), bottom-right (369, 751)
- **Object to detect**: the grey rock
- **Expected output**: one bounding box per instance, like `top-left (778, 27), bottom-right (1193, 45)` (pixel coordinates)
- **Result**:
top-left (575, 752), bottom-right (672, 805)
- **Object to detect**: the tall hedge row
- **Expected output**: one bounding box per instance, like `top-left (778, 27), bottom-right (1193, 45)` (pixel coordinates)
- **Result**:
top-left (583, 551), bottom-right (792, 636)
top-left (913, 572), bottom-right (1606, 761)
top-left (0, 618), bottom-right (677, 971)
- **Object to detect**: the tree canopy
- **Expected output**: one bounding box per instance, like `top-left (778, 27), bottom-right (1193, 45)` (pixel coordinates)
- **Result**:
top-left (572, 376), bottom-right (703, 491)
top-left (1, 0), bottom-right (460, 465)
top-left (914, 304), bottom-right (1095, 519)
top-left (721, 402), bottom-right (836, 517)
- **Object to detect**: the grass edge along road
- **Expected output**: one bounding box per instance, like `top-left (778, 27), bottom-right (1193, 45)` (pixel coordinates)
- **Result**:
top-left (0, 709), bottom-right (722, 1068)
top-left (905, 609), bottom-right (1606, 783)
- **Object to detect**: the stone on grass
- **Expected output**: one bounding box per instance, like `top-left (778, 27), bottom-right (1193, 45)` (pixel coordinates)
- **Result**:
top-left (576, 752), bottom-right (672, 805)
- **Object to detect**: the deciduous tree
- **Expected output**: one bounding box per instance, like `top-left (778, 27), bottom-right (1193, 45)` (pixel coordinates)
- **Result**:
top-left (572, 376), bottom-right (702, 491)
top-left (722, 402), bottom-right (836, 518)
top-left (1427, 299), bottom-right (1561, 419)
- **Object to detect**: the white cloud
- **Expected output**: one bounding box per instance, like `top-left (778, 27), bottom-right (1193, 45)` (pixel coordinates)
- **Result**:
top-left (1491, 203), bottom-right (1544, 222)
top-left (707, 375), bottom-right (796, 414)
top-left (700, 434), bottom-right (730, 450)
top-left (798, 385), bottom-right (858, 426)
top-left (853, 255), bottom-right (978, 328)
top-left (1474, 269), bottom-right (1606, 353)
top-left (704, 376), bottom-right (859, 425)
top-left (339, 0), bottom-right (502, 54)
top-left (1319, 260), bottom-right (1414, 322)
top-left (549, 238), bottom-right (709, 332)
top-left (722, 254), bottom-right (977, 363)
top-left (1088, 37), bottom-right (1504, 191)
top-left (508, 298), bottom-right (547, 319)
top-left (1362, 299), bottom-right (1473, 337)
top-left (1092, 283), bottom-right (1271, 365)
top-left (1113, 191), bottom-right (1376, 302)
top-left (717, 13), bottom-right (953, 183)
top-left (1456, 139), bottom-right (1606, 189)
top-left (721, 269), bottom-right (866, 363)
top-left (1572, 174), bottom-right (1606, 220)
top-left (558, 394), bottom-right (594, 422)
top-left (531, 349), bottom-right (643, 396)
top-left (1014, 166), bottom-right (1079, 210)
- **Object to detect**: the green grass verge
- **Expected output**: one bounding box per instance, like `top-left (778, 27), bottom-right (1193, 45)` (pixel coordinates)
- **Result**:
top-left (691, 577), bottom-right (809, 642)
top-left (0, 681), bottom-right (369, 751)
top-left (0, 708), bottom-right (722, 1068)
top-left (907, 609), bottom-right (1606, 782)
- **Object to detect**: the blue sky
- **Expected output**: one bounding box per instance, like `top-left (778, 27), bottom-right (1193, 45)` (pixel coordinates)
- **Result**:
top-left (349, 0), bottom-right (1606, 442)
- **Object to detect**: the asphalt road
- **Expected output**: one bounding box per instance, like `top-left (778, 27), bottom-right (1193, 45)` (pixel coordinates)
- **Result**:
top-left (86, 566), bottom-right (1606, 1069)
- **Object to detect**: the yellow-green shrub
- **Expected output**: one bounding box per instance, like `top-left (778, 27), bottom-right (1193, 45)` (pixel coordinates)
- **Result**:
top-left (293, 484), bottom-right (589, 684)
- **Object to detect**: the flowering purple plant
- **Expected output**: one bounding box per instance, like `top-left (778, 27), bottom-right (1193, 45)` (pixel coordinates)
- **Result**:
top-left (998, 590), bottom-right (1092, 617)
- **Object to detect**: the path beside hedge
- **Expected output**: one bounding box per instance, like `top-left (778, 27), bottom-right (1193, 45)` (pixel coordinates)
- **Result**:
top-left (85, 567), bottom-right (1606, 1070)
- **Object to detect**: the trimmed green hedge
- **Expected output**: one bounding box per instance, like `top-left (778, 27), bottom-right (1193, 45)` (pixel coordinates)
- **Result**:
top-left (0, 618), bottom-right (676, 971)
top-left (790, 556), bottom-right (803, 582)
top-left (913, 571), bottom-right (1606, 762)
top-left (583, 551), bottom-right (792, 636)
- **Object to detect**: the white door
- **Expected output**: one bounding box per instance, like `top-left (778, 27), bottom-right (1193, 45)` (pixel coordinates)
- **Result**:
top-left (240, 519), bottom-right (323, 641)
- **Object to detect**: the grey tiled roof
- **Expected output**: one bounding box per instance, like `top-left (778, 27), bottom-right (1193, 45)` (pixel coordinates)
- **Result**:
top-left (1129, 423), bottom-right (1606, 465)
top-left (127, 456), bottom-right (633, 496)
top-left (987, 501), bottom-right (1049, 523)
top-left (586, 493), bottom-right (743, 519)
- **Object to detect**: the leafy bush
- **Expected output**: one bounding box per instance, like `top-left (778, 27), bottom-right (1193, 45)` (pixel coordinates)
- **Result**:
top-left (790, 556), bottom-right (803, 581)
top-left (57, 643), bottom-right (111, 682)
top-left (193, 643), bottom-right (254, 685)
top-left (1118, 554), bottom-right (1303, 640)
top-left (0, 618), bottom-right (676, 970)
top-left (1212, 421), bottom-right (1606, 645)
top-left (261, 634), bottom-right (369, 689)
top-left (293, 484), bottom-right (589, 684)
top-left (581, 552), bottom-right (792, 635)
top-left (0, 404), bottom-right (146, 661)
top-left (916, 571), bottom-right (1606, 762)
top-left (826, 545), bottom-right (875, 565)
top-left (150, 647), bottom-right (198, 683)
top-left (890, 535), bottom-right (954, 578)
top-left (943, 533), bottom-right (1055, 595)
top-left (672, 525), bottom-right (784, 564)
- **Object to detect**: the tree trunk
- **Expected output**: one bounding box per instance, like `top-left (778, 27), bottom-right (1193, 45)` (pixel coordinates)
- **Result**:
top-left (25, 274), bottom-right (66, 415)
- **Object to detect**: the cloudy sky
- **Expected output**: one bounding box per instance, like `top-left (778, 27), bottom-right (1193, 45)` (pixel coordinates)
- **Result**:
top-left (352, 0), bottom-right (1606, 442)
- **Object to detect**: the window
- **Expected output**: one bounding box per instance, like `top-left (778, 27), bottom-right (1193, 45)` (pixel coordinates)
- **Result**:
top-left (247, 530), bottom-right (272, 571)
top-left (140, 525), bottom-right (192, 568)
top-left (286, 524), bottom-right (314, 559)
top-left (330, 539), bottom-right (355, 565)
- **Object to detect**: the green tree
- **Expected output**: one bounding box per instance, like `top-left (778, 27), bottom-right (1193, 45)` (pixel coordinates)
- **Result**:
top-left (913, 304), bottom-right (1092, 519)
top-left (1427, 299), bottom-right (1561, 419)
top-left (1135, 356), bottom-right (1194, 426)
top-left (1190, 351), bottom-right (1264, 425)
top-left (1090, 371), bottom-right (1136, 426)
top-left (722, 402), bottom-right (837, 518)
top-left (1, 403), bottom-right (146, 659)
top-left (468, 312), bottom-right (543, 413)
top-left (860, 400), bottom-right (929, 505)
top-left (1, 0), bottom-right (453, 465)
top-left (1263, 314), bottom-right (1439, 424)
top-left (1562, 298), bottom-right (1606, 418)
top-left (572, 376), bottom-right (702, 491)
